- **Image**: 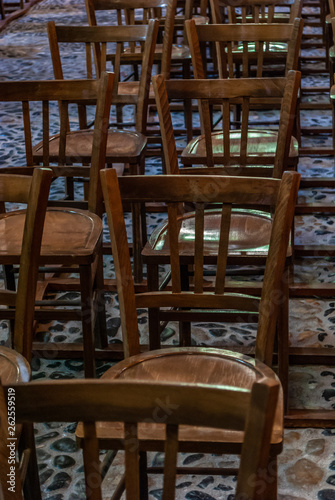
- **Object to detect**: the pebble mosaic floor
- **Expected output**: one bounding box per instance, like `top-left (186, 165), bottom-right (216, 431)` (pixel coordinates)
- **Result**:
top-left (1, 1), bottom-right (335, 498)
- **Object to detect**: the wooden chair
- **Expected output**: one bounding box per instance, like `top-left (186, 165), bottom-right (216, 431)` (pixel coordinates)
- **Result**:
top-left (151, 73), bottom-right (299, 408)
top-left (47, 20), bottom-right (159, 181)
top-left (89, 167), bottom-right (299, 498)
top-left (85, 0), bottom-right (195, 141)
top-left (47, 21), bottom-right (159, 282)
top-left (3, 376), bottom-right (279, 500)
top-left (85, 0), bottom-right (188, 79)
top-left (211, 0), bottom-right (302, 24)
top-left (154, 71), bottom-right (300, 177)
top-left (0, 351), bottom-right (26, 500)
top-left (186, 18), bottom-right (302, 79)
top-left (0, 168), bottom-right (52, 358)
top-left (0, 73), bottom-right (114, 378)
top-left (0, 167), bottom-right (52, 500)
top-left (185, 19), bottom-right (302, 167)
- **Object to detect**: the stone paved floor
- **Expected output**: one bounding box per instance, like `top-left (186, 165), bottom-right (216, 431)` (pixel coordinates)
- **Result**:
top-left (1, 1), bottom-right (335, 498)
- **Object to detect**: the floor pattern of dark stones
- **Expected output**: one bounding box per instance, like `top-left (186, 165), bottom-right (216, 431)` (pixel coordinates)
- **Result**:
top-left (1, 1), bottom-right (335, 498)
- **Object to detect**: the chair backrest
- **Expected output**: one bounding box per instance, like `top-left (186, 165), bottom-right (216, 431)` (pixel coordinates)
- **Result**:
top-left (47, 20), bottom-right (159, 134)
top-left (331, 17), bottom-right (335, 46)
top-left (101, 167), bottom-right (300, 364)
top-left (186, 17), bottom-right (303, 78)
top-left (210, 0), bottom-right (302, 24)
top-left (85, 0), bottom-right (178, 78)
top-left (329, 0), bottom-right (335, 19)
top-left (0, 169), bottom-right (52, 360)
top-left (2, 376), bottom-right (280, 499)
top-left (0, 73), bottom-right (113, 215)
top-left (153, 71), bottom-right (300, 177)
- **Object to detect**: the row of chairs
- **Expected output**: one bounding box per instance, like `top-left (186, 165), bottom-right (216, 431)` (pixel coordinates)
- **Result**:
top-left (0, 68), bottom-right (300, 368)
top-left (0, 0), bottom-right (304, 497)
top-left (0, 161), bottom-right (299, 499)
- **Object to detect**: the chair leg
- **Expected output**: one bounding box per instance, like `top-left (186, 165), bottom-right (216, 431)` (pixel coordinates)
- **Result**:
top-left (4, 264), bottom-right (16, 344)
top-left (148, 264), bottom-right (161, 350)
top-left (132, 202), bottom-right (143, 284)
top-left (183, 61), bottom-right (193, 143)
top-left (139, 156), bottom-right (148, 248)
top-left (262, 455), bottom-right (278, 500)
top-left (178, 264), bottom-right (192, 346)
top-left (179, 322), bottom-right (191, 346)
top-left (330, 57), bottom-right (334, 88)
top-left (94, 249), bottom-right (108, 349)
top-left (82, 435), bottom-right (102, 498)
top-left (0, 0), bottom-right (5, 20)
top-left (277, 276), bottom-right (289, 414)
top-left (65, 177), bottom-right (75, 200)
top-left (20, 423), bottom-right (42, 500)
top-left (116, 105), bottom-right (123, 128)
top-left (139, 452), bottom-right (148, 500)
top-left (79, 265), bottom-right (96, 378)
top-left (294, 97), bottom-right (301, 148)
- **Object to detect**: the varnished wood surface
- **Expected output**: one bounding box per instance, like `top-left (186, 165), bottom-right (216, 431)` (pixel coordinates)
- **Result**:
top-left (0, 73), bottom-right (114, 215)
top-left (147, 209), bottom-right (273, 255)
top-left (214, 0), bottom-right (302, 24)
top-left (33, 129), bottom-right (147, 163)
top-left (153, 72), bottom-right (300, 177)
top-left (0, 168), bottom-right (52, 359)
top-left (89, 0), bottom-right (168, 9)
top-left (0, 79), bottom-right (102, 101)
top-left (188, 19), bottom-right (303, 78)
top-left (0, 76), bottom-right (113, 374)
top-left (0, 346), bottom-right (30, 384)
top-left (122, 42), bottom-right (191, 60)
top-left (330, 83), bottom-right (335, 100)
top-left (76, 348), bottom-right (283, 452)
top-left (85, 0), bottom-right (179, 78)
top-left (48, 20), bottom-right (158, 136)
top-left (0, 208), bottom-right (102, 264)
top-left (101, 169), bottom-right (300, 365)
top-left (117, 174), bottom-right (281, 204)
top-left (181, 129), bottom-right (299, 164)
top-left (99, 165), bottom-right (300, 489)
top-left (6, 376), bottom-right (280, 499)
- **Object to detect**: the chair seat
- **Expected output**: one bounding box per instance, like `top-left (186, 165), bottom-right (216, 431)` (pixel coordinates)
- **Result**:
top-left (236, 13), bottom-right (291, 22)
top-left (76, 347), bottom-right (283, 453)
top-left (123, 43), bottom-right (191, 61)
top-left (0, 346), bottom-right (30, 384)
top-left (181, 128), bottom-right (298, 165)
top-left (174, 14), bottom-right (209, 25)
top-left (233, 41), bottom-right (288, 54)
top-left (0, 208), bottom-right (102, 265)
top-left (33, 128), bottom-right (147, 164)
top-left (143, 209), bottom-right (292, 260)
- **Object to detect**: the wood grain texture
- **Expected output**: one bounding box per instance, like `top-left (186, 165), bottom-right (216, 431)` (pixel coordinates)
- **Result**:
top-left (5, 376), bottom-right (279, 499)
top-left (0, 74), bottom-right (114, 376)
top-left (186, 18), bottom-right (303, 76)
top-left (153, 72), bottom-right (300, 176)
top-left (85, 0), bottom-right (180, 78)
top-left (48, 20), bottom-right (158, 135)
top-left (212, 0), bottom-right (302, 24)
top-left (0, 169), bottom-right (52, 359)
top-left (101, 168), bottom-right (299, 367)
